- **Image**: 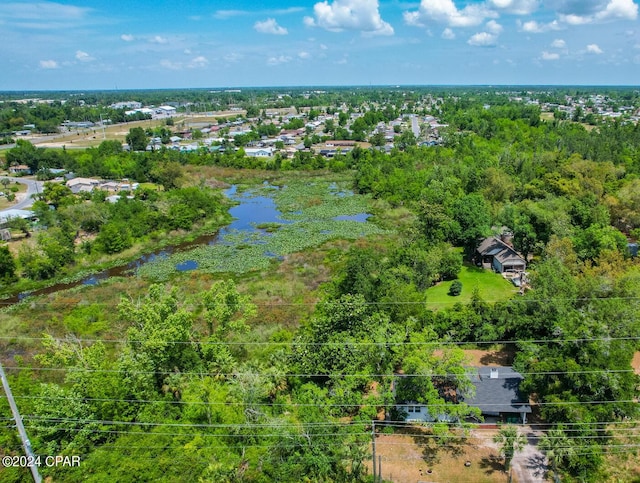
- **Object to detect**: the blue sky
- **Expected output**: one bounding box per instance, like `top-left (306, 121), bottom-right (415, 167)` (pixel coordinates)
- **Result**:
top-left (1, 0), bottom-right (639, 90)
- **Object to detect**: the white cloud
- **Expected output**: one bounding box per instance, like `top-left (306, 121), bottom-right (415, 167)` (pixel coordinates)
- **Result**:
top-left (541, 51), bottom-right (560, 60)
top-left (159, 56), bottom-right (208, 70)
top-left (75, 50), bottom-right (94, 62)
top-left (189, 56), bottom-right (209, 67)
top-left (254, 18), bottom-right (288, 35)
top-left (298, 51), bottom-right (311, 59)
top-left (0, 2), bottom-right (90, 21)
top-left (214, 9), bottom-right (246, 19)
top-left (551, 38), bottom-right (566, 48)
top-left (160, 59), bottom-right (181, 70)
top-left (215, 7), bottom-right (304, 19)
top-left (599, 0), bottom-right (639, 20)
top-left (559, 13), bottom-right (593, 25)
top-left (587, 43), bottom-right (604, 53)
top-left (150, 35), bottom-right (168, 44)
top-left (558, 0), bottom-right (638, 25)
top-left (39, 59), bottom-right (59, 69)
top-left (304, 0), bottom-right (394, 36)
top-left (518, 19), bottom-right (561, 32)
top-left (120, 34), bottom-right (134, 42)
top-left (488, 0), bottom-right (539, 15)
top-left (224, 52), bottom-right (243, 63)
top-left (0, 2), bottom-right (93, 31)
top-left (442, 27), bottom-right (456, 39)
top-left (486, 20), bottom-right (503, 34)
top-left (404, 0), bottom-right (497, 28)
top-left (267, 55), bottom-right (293, 65)
top-left (320, 43), bottom-right (328, 50)
top-left (468, 32), bottom-right (497, 46)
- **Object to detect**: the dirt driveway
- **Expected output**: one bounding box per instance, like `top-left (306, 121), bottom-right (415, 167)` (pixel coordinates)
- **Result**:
top-left (510, 427), bottom-right (549, 483)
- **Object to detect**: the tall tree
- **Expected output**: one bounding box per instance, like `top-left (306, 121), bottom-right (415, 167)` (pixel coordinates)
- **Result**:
top-left (125, 127), bottom-right (148, 151)
top-left (0, 245), bottom-right (17, 283)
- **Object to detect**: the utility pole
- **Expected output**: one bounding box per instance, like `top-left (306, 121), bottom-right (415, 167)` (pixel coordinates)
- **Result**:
top-left (371, 420), bottom-right (377, 483)
top-left (99, 114), bottom-right (106, 140)
top-left (0, 362), bottom-right (42, 483)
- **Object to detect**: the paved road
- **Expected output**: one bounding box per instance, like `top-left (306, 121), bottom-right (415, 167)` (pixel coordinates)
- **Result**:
top-left (1, 177), bottom-right (44, 212)
top-left (410, 115), bottom-right (421, 138)
top-left (511, 427), bottom-right (549, 483)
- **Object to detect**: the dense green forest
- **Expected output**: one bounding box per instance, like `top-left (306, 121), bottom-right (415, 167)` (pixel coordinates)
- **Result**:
top-left (1, 88), bottom-right (639, 482)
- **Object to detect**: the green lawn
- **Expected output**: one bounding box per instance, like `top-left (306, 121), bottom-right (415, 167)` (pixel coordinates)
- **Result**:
top-left (426, 263), bottom-right (518, 310)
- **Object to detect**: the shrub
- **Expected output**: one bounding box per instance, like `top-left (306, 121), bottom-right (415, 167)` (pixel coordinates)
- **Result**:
top-left (448, 280), bottom-right (463, 296)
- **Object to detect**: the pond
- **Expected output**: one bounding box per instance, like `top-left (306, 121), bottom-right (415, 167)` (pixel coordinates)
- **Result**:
top-left (5, 180), bottom-right (382, 303)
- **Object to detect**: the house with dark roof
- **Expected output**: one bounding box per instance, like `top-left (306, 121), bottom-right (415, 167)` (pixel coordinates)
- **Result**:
top-left (394, 366), bottom-right (531, 424)
top-left (476, 236), bottom-right (526, 273)
top-left (463, 366), bottom-right (531, 424)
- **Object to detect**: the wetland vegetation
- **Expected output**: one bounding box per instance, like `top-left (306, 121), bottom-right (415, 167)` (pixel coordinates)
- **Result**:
top-left (1, 87), bottom-right (640, 482)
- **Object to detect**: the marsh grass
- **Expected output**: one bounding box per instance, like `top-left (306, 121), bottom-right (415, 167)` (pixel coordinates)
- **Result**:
top-left (138, 178), bottom-right (389, 281)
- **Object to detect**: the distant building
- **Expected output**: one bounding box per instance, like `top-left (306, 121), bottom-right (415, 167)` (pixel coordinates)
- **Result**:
top-left (9, 165), bottom-right (31, 175)
top-left (66, 177), bottom-right (100, 193)
top-left (110, 101), bottom-right (142, 109)
top-left (0, 209), bottom-right (35, 228)
top-left (244, 147), bottom-right (274, 157)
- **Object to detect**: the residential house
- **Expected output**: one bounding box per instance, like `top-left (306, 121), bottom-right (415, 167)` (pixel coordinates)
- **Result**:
top-left (244, 147), bottom-right (274, 157)
top-left (66, 177), bottom-right (100, 194)
top-left (463, 366), bottom-right (531, 424)
top-left (475, 236), bottom-right (526, 273)
top-left (9, 165), bottom-right (31, 175)
top-left (394, 401), bottom-right (455, 423)
top-left (100, 181), bottom-right (119, 192)
top-left (326, 140), bottom-right (356, 148)
top-left (0, 209), bottom-right (36, 229)
top-left (395, 366), bottom-right (531, 424)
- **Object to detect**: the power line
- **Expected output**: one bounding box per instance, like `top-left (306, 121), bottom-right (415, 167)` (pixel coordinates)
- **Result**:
top-left (2, 334), bottom-right (638, 346)
top-left (2, 394), bottom-right (638, 408)
top-left (11, 425), bottom-right (640, 451)
top-left (16, 417), bottom-right (640, 431)
top-left (1, 366), bottom-right (635, 377)
top-left (3, 295), bottom-right (640, 308)
top-left (13, 423), bottom-right (640, 445)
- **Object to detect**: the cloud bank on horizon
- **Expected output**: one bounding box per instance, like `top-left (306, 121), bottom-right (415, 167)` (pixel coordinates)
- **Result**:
top-left (0, 0), bottom-right (639, 89)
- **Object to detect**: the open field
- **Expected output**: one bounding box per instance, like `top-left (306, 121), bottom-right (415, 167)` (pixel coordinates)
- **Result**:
top-left (425, 264), bottom-right (519, 310)
top-left (31, 111), bottom-right (243, 149)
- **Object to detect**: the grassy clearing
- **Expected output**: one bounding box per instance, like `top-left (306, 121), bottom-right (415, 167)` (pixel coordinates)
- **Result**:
top-left (33, 112), bottom-right (245, 149)
top-left (426, 264), bottom-right (518, 310)
top-left (0, 181), bottom-right (27, 210)
top-left (602, 423), bottom-right (640, 482)
top-left (368, 430), bottom-right (507, 483)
